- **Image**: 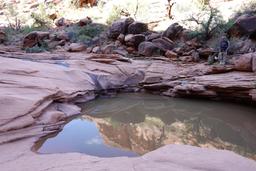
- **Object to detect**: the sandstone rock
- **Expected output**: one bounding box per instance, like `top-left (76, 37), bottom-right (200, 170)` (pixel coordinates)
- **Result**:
top-left (165, 50), bottom-right (177, 59)
top-left (192, 51), bottom-right (200, 62)
top-left (102, 44), bottom-right (116, 54)
top-left (233, 53), bottom-right (253, 72)
top-left (108, 18), bottom-right (134, 39)
top-left (152, 37), bottom-right (175, 52)
top-left (0, 30), bottom-right (6, 43)
top-left (138, 41), bottom-right (161, 56)
top-left (229, 38), bottom-right (256, 54)
top-left (146, 32), bottom-right (161, 41)
top-left (117, 34), bottom-right (125, 43)
top-left (56, 32), bottom-right (70, 41)
top-left (228, 15), bottom-right (256, 39)
top-left (179, 56), bottom-right (194, 62)
top-left (68, 43), bottom-right (86, 52)
top-left (127, 21), bottom-right (148, 34)
top-left (162, 23), bottom-right (183, 40)
top-left (92, 46), bottom-right (101, 53)
top-left (198, 48), bottom-right (214, 58)
top-left (78, 17), bottom-right (92, 26)
top-left (253, 54), bottom-right (256, 72)
top-left (124, 34), bottom-right (146, 47)
top-left (23, 31), bottom-right (50, 48)
top-left (113, 49), bottom-right (129, 57)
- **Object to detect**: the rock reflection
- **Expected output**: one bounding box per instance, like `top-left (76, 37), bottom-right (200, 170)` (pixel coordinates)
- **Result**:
top-left (81, 93), bottom-right (256, 159)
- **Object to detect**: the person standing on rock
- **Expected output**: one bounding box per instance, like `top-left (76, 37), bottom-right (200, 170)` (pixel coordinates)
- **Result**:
top-left (218, 35), bottom-right (230, 65)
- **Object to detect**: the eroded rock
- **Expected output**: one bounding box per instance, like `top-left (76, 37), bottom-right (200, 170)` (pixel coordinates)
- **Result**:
top-left (23, 31), bottom-right (50, 48)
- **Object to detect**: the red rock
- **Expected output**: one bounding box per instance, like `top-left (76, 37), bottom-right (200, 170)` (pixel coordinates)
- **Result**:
top-left (68, 43), bottom-right (86, 52)
top-left (0, 30), bottom-right (6, 43)
top-left (233, 53), bottom-right (253, 72)
top-left (78, 17), bottom-right (92, 26)
top-left (165, 50), bottom-right (178, 59)
top-left (23, 31), bottom-right (49, 48)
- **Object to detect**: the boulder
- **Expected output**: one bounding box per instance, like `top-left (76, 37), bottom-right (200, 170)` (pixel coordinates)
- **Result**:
top-left (68, 43), bottom-right (86, 52)
top-left (146, 32), bottom-right (161, 41)
top-left (165, 50), bottom-right (177, 59)
top-left (229, 38), bottom-right (256, 54)
top-left (127, 22), bottom-right (148, 34)
top-left (227, 15), bottom-right (256, 39)
top-left (92, 46), bottom-right (101, 53)
top-left (78, 17), bottom-right (92, 26)
top-left (23, 31), bottom-right (50, 48)
top-left (152, 37), bottom-right (175, 52)
top-left (162, 23), bottom-right (183, 40)
top-left (124, 34), bottom-right (146, 47)
top-left (102, 44), bottom-right (117, 54)
top-left (138, 41), bottom-right (161, 56)
top-left (233, 53), bottom-right (253, 72)
top-left (198, 48), bottom-right (214, 58)
top-left (108, 18), bottom-right (134, 39)
top-left (117, 34), bottom-right (125, 43)
top-left (0, 30), bottom-right (6, 43)
top-left (253, 54), bottom-right (256, 72)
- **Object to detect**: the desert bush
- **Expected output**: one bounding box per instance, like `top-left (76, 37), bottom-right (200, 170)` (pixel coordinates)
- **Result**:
top-left (30, 3), bottom-right (52, 28)
top-left (185, 5), bottom-right (225, 40)
top-left (65, 24), bottom-right (105, 43)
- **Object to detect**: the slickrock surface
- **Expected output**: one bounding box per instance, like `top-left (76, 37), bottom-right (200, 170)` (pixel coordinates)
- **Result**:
top-left (0, 52), bottom-right (256, 171)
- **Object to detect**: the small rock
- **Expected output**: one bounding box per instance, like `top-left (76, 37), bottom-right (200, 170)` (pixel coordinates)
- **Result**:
top-left (86, 46), bottom-right (93, 53)
top-left (68, 43), bottom-right (86, 52)
top-left (162, 23), bottom-right (183, 40)
top-left (23, 31), bottom-right (50, 48)
top-left (126, 47), bottom-right (136, 54)
top-left (165, 50), bottom-right (177, 59)
top-left (108, 18), bottom-right (134, 39)
top-left (138, 41), bottom-right (161, 56)
top-left (152, 37), bottom-right (175, 52)
top-left (92, 46), bottom-right (101, 53)
top-left (125, 34), bottom-right (146, 47)
top-left (127, 21), bottom-right (148, 34)
top-left (56, 32), bottom-right (70, 41)
top-left (78, 17), bottom-right (92, 26)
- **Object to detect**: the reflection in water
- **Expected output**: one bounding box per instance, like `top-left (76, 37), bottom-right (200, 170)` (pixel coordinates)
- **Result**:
top-left (36, 93), bottom-right (256, 159)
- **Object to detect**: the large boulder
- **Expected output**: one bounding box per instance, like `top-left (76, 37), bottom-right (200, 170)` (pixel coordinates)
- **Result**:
top-left (124, 34), bottom-right (146, 47)
top-left (162, 23), bottom-right (183, 40)
top-left (127, 21), bottom-right (148, 34)
top-left (23, 31), bottom-right (50, 48)
top-left (227, 15), bottom-right (256, 39)
top-left (108, 18), bottom-right (134, 39)
top-left (233, 53), bottom-right (254, 72)
top-left (138, 41), bottom-right (161, 56)
top-left (0, 30), bottom-right (6, 43)
top-left (252, 53), bottom-right (256, 72)
top-left (152, 37), bottom-right (175, 52)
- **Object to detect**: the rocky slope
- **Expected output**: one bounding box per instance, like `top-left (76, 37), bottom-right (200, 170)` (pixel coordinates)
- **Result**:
top-left (0, 51), bottom-right (256, 171)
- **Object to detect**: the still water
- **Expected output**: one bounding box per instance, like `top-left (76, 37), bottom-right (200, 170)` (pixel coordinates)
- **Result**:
top-left (36, 93), bottom-right (256, 159)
